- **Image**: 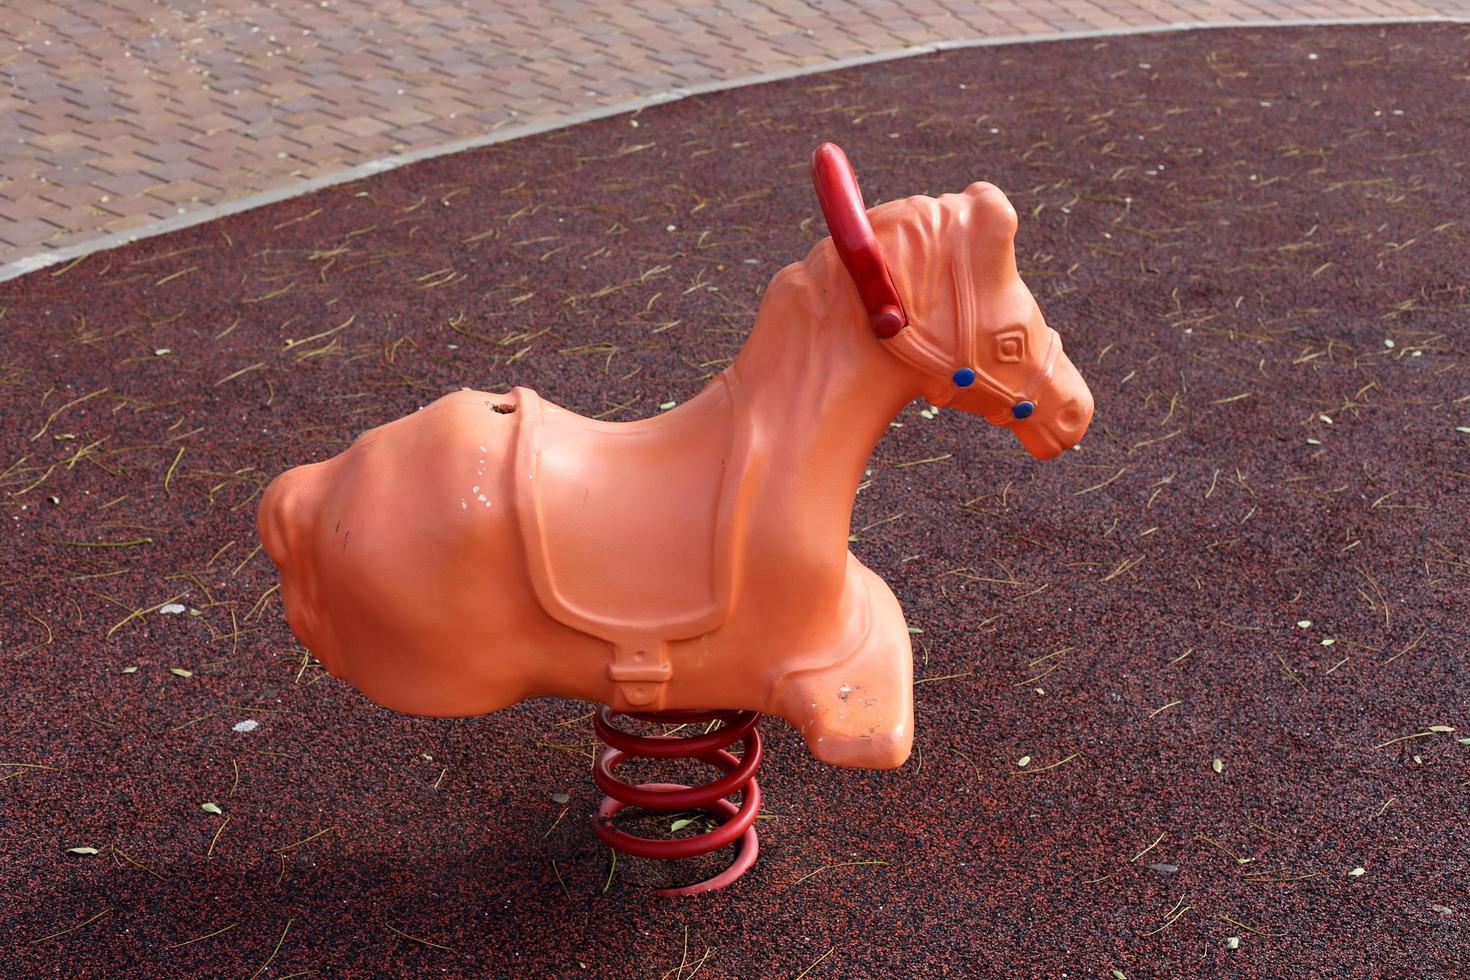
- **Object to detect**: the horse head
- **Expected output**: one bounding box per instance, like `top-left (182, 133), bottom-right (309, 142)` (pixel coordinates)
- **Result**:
top-left (812, 142), bottom-right (1093, 459)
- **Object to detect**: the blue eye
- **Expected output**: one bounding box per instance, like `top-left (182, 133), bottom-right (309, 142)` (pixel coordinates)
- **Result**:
top-left (1012, 401), bottom-right (1035, 420)
top-left (952, 367), bottom-right (976, 387)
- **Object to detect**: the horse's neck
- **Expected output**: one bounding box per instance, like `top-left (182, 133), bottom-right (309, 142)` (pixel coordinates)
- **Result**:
top-left (729, 287), bottom-right (918, 533)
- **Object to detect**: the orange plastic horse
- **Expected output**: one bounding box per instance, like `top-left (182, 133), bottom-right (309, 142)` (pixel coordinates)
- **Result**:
top-left (258, 143), bottom-right (1093, 770)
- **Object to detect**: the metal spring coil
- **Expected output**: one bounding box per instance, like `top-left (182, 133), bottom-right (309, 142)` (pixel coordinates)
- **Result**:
top-left (591, 706), bottom-right (763, 896)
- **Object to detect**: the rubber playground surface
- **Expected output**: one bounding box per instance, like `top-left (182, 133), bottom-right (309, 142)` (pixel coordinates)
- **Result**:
top-left (3, 22), bottom-right (1467, 978)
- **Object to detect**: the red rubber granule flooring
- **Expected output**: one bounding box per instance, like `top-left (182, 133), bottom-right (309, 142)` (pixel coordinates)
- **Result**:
top-left (2, 22), bottom-right (1467, 979)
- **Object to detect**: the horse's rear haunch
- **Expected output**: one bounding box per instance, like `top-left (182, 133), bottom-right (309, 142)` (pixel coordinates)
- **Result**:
top-left (258, 143), bottom-right (1093, 769)
top-left (258, 390), bottom-right (555, 718)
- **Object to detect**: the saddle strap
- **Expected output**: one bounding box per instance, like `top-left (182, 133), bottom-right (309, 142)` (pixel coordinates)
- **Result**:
top-left (608, 641), bottom-right (673, 709)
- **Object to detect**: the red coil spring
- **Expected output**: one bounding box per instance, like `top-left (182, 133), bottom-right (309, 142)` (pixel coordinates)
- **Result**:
top-left (591, 705), bottom-right (763, 896)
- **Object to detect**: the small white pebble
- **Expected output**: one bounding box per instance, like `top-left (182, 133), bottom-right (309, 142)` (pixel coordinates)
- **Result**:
top-left (1296, 620), bottom-right (1312, 628)
top-left (1383, 338), bottom-right (1395, 348)
top-left (1226, 936), bottom-right (1240, 949)
top-left (233, 719), bottom-right (259, 733)
top-left (159, 603), bottom-right (187, 615)
top-left (1307, 52), bottom-right (1318, 60)
top-left (1349, 866), bottom-right (1366, 877)
top-left (1212, 758), bottom-right (1223, 773)
top-left (1017, 755), bottom-right (1031, 767)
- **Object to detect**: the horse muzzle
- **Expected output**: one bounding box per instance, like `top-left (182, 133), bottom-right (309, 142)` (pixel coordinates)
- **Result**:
top-left (1011, 350), bottom-right (1094, 460)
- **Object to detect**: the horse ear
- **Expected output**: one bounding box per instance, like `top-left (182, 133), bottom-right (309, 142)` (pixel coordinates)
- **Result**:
top-left (962, 181), bottom-right (1020, 282)
top-left (963, 181), bottom-right (1019, 241)
top-left (811, 143), bottom-right (908, 339)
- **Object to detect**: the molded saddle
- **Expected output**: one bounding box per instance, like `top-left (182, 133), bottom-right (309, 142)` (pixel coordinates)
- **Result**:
top-left (513, 378), bottom-right (757, 708)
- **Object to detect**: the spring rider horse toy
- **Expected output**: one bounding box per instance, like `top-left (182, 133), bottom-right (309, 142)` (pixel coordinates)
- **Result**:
top-left (258, 143), bottom-right (1094, 895)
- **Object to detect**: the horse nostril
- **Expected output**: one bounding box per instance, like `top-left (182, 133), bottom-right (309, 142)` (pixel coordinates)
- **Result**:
top-left (1057, 401), bottom-right (1086, 432)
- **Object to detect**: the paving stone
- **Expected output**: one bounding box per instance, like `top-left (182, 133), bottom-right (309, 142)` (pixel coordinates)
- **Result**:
top-left (0, 216), bottom-right (65, 248)
top-left (136, 138), bottom-right (210, 166)
top-left (93, 170), bottom-right (167, 196)
top-left (141, 158), bottom-right (216, 183)
top-left (96, 192), bottom-right (180, 220)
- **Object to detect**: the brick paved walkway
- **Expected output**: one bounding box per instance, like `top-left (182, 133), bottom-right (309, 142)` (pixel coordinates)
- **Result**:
top-left (2, 0), bottom-right (1467, 278)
